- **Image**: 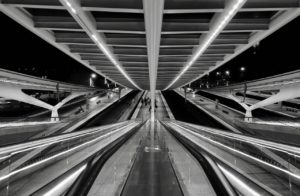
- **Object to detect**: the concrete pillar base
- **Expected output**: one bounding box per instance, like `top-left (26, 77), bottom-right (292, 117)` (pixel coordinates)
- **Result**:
top-left (244, 110), bottom-right (253, 122)
top-left (51, 110), bottom-right (59, 122)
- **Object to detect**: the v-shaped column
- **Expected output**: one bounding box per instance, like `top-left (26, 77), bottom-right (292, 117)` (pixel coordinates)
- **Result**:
top-left (143, 0), bottom-right (164, 121)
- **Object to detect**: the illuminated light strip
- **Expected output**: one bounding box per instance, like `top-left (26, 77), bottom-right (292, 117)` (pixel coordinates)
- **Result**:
top-left (175, 122), bottom-right (300, 157)
top-left (61, 0), bottom-right (141, 90)
top-left (164, 0), bottom-right (246, 90)
top-left (173, 122), bottom-right (300, 159)
top-left (0, 155), bottom-right (10, 161)
top-left (9, 123), bottom-right (135, 155)
top-left (44, 164), bottom-right (87, 196)
top-left (0, 106), bottom-right (130, 155)
top-left (169, 122), bottom-right (300, 180)
top-left (218, 164), bottom-right (261, 196)
top-left (0, 121), bottom-right (56, 128)
top-left (65, 0), bottom-right (77, 14)
top-left (90, 34), bottom-right (141, 90)
top-left (0, 123), bottom-right (137, 182)
top-left (0, 121), bottom-right (130, 156)
top-left (253, 120), bottom-right (300, 127)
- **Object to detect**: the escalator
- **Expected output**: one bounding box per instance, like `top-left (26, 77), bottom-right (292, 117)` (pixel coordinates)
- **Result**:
top-left (86, 93), bottom-right (230, 196)
top-left (120, 122), bottom-right (184, 196)
top-left (2, 90), bottom-right (298, 196)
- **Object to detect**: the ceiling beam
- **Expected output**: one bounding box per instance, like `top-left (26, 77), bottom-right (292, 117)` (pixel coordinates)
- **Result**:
top-left (180, 8), bottom-right (300, 89)
top-left (143, 0), bottom-right (164, 115)
top-left (4, 0), bottom-right (299, 12)
top-left (58, 0), bottom-right (141, 90)
top-left (165, 0), bottom-right (247, 90)
top-left (0, 4), bottom-right (125, 88)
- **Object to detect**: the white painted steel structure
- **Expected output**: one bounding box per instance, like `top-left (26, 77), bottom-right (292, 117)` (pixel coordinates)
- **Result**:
top-left (205, 70), bottom-right (300, 93)
top-left (0, 68), bottom-right (100, 120)
top-left (205, 70), bottom-right (300, 119)
top-left (1, 0), bottom-right (300, 120)
top-left (0, 68), bottom-right (99, 92)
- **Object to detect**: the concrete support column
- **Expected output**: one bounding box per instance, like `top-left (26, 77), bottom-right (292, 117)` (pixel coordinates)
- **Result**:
top-left (51, 109), bottom-right (59, 122)
top-left (245, 110), bottom-right (253, 122)
top-left (227, 93), bottom-right (250, 111)
top-left (226, 93), bottom-right (255, 122)
top-left (52, 92), bottom-right (86, 121)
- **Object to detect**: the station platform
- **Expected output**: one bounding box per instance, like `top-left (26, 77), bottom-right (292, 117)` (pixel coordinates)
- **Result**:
top-left (0, 89), bottom-right (132, 146)
top-left (0, 90), bottom-right (299, 196)
top-left (175, 89), bottom-right (300, 146)
top-left (1, 1), bottom-right (300, 195)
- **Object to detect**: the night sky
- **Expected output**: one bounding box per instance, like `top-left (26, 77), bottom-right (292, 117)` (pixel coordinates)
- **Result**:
top-left (0, 11), bottom-right (299, 89)
top-left (0, 12), bottom-right (111, 88)
top-left (192, 16), bottom-right (300, 88)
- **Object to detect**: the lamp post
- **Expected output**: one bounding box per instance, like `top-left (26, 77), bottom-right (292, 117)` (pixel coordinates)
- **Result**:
top-left (89, 73), bottom-right (97, 87)
top-left (240, 66), bottom-right (246, 80)
top-left (240, 67), bottom-right (247, 102)
top-left (225, 70), bottom-right (230, 86)
top-left (216, 71), bottom-right (221, 86)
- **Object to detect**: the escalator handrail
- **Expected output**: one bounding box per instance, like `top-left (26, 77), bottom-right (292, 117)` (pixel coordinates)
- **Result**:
top-left (163, 121), bottom-right (280, 195)
top-left (171, 120), bottom-right (300, 156)
top-left (201, 153), bottom-right (237, 196)
top-left (0, 120), bottom-right (139, 155)
top-left (160, 120), bottom-right (237, 196)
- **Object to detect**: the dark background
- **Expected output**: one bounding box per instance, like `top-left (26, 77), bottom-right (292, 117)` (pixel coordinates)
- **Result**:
top-left (0, 12), bottom-right (299, 89)
top-left (191, 16), bottom-right (300, 88)
top-left (0, 12), bottom-right (113, 88)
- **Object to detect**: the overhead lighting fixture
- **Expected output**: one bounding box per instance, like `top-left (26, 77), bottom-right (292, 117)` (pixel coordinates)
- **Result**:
top-left (91, 73), bottom-right (97, 78)
top-left (164, 0), bottom-right (246, 90)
